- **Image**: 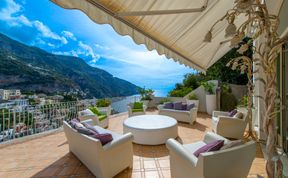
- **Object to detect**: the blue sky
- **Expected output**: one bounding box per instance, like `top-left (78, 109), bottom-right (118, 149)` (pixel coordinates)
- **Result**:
top-left (0, 0), bottom-right (196, 96)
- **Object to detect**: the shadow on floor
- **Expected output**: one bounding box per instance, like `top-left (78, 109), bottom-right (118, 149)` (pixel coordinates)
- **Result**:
top-left (31, 152), bottom-right (95, 178)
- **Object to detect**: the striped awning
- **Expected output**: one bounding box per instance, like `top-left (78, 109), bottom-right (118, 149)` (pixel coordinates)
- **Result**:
top-left (51, 0), bottom-right (243, 72)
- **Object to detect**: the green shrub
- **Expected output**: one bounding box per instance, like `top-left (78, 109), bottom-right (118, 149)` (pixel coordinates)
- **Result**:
top-left (201, 81), bottom-right (215, 94)
top-left (188, 93), bottom-right (198, 100)
top-left (168, 87), bottom-right (192, 97)
top-left (138, 87), bottom-right (154, 100)
top-left (96, 99), bottom-right (111, 107)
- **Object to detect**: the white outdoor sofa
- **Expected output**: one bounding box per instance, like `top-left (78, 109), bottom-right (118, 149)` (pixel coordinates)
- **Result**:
top-left (166, 132), bottom-right (256, 178)
top-left (157, 105), bottom-right (197, 124)
top-left (127, 103), bottom-right (147, 117)
top-left (63, 120), bottom-right (134, 178)
top-left (212, 110), bottom-right (248, 139)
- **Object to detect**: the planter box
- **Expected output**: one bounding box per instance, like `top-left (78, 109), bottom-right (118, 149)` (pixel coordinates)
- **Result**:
top-left (206, 94), bottom-right (216, 115)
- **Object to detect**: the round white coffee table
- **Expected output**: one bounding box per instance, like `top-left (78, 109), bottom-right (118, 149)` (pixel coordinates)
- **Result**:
top-left (123, 115), bottom-right (178, 145)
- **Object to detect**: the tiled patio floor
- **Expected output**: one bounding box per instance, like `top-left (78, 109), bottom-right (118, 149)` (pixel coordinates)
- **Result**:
top-left (0, 110), bottom-right (267, 178)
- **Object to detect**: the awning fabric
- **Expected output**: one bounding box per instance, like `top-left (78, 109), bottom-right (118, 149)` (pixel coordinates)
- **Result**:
top-left (51, 0), bottom-right (238, 72)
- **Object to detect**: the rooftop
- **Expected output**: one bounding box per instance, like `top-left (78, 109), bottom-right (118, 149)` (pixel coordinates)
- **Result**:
top-left (0, 110), bottom-right (266, 178)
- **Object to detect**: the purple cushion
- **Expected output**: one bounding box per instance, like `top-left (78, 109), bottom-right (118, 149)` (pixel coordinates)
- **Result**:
top-left (69, 118), bottom-right (80, 129)
top-left (228, 109), bottom-right (237, 117)
top-left (193, 140), bottom-right (224, 157)
top-left (76, 127), bottom-right (96, 135)
top-left (181, 103), bottom-right (187, 110)
top-left (164, 102), bottom-right (173, 109)
top-left (90, 133), bottom-right (113, 145)
top-left (173, 102), bottom-right (183, 110)
top-left (82, 122), bottom-right (99, 134)
top-left (186, 103), bottom-right (195, 111)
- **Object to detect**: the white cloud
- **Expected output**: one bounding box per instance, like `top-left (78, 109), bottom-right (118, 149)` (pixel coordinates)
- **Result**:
top-left (33, 21), bottom-right (67, 44)
top-left (0, 0), bottom-right (68, 45)
top-left (62, 31), bottom-right (77, 41)
top-left (52, 50), bottom-right (79, 57)
top-left (95, 43), bottom-right (110, 50)
top-left (79, 41), bottom-right (100, 62)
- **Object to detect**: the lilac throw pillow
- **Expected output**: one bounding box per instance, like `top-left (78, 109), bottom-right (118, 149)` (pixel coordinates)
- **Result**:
top-left (69, 119), bottom-right (80, 129)
top-left (181, 103), bottom-right (187, 110)
top-left (82, 122), bottom-right (99, 134)
top-left (164, 102), bottom-right (173, 109)
top-left (186, 103), bottom-right (195, 111)
top-left (91, 133), bottom-right (113, 145)
top-left (76, 127), bottom-right (96, 135)
top-left (173, 102), bottom-right (183, 110)
top-left (228, 109), bottom-right (237, 117)
top-left (193, 140), bottom-right (224, 157)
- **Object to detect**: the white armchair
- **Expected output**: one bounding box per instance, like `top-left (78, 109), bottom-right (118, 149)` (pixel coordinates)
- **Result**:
top-left (158, 105), bottom-right (197, 124)
top-left (78, 108), bottom-right (109, 128)
top-left (166, 132), bottom-right (256, 178)
top-left (63, 121), bottom-right (133, 178)
top-left (127, 103), bottom-right (147, 117)
top-left (212, 110), bottom-right (248, 139)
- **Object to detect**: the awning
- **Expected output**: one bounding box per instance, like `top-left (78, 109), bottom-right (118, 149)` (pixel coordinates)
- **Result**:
top-left (51, 0), bottom-right (238, 72)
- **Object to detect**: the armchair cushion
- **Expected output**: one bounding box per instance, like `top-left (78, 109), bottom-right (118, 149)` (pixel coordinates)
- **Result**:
top-left (89, 107), bottom-right (101, 115)
top-left (133, 102), bottom-right (143, 109)
top-left (98, 114), bottom-right (107, 121)
top-left (193, 140), bottom-right (224, 157)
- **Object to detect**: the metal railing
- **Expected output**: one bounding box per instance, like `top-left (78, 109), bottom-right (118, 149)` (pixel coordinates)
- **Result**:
top-left (0, 101), bottom-right (84, 143)
top-left (0, 95), bottom-right (141, 143)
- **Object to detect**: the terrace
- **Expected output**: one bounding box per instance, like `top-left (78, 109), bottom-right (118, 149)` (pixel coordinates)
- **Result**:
top-left (0, 109), bottom-right (266, 178)
top-left (0, 0), bottom-right (287, 177)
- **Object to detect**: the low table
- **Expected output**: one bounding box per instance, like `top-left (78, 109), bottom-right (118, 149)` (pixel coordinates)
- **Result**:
top-left (123, 115), bottom-right (178, 145)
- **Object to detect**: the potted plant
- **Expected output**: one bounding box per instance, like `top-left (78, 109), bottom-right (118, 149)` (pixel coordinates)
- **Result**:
top-left (95, 98), bottom-right (112, 128)
top-left (186, 92), bottom-right (199, 107)
top-left (201, 81), bottom-right (216, 115)
top-left (138, 87), bottom-right (154, 107)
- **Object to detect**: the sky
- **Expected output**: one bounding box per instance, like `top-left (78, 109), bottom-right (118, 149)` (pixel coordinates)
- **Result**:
top-left (0, 0), bottom-right (196, 97)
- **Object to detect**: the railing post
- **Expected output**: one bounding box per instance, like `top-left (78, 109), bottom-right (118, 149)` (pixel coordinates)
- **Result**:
top-left (13, 108), bottom-right (16, 139)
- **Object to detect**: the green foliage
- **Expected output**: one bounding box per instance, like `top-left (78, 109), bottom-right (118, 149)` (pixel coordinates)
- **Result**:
top-left (168, 87), bottom-right (192, 97)
top-left (96, 99), bottom-right (111, 107)
top-left (133, 102), bottom-right (143, 109)
top-left (159, 98), bottom-right (171, 104)
top-left (138, 87), bottom-right (154, 100)
top-left (204, 38), bottom-right (252, 85)
top-left (169, 38), bottom-right (252, 96)
top-left (188, 93), bottom-right (198, 100)
top-left (169, 73), bottom-right (205, 97)
top-left (238, 95), bottom-right (248, 107)
top-left (201, 81), bottom-right (215, 94)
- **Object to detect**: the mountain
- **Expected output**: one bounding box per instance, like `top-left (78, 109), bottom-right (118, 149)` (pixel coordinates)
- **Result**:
top-left (0, 33), bottom-right (139, 98)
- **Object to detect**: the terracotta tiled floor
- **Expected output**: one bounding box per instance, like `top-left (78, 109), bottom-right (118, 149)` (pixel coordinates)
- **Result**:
top-left (0, 110), bottom-right (267, 178)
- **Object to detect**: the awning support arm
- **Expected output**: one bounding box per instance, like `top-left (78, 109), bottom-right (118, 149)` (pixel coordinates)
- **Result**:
top-left (115, 0), bottom-right (208, 17)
